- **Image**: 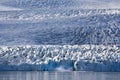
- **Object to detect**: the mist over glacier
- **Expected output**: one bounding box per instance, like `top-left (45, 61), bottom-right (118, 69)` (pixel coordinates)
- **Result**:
top-left (0, 0), bottom-right (120, 71)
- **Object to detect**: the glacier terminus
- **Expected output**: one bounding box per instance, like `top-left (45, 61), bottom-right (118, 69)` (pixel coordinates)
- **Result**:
top-left (0, 0), bottom-right (120, 71)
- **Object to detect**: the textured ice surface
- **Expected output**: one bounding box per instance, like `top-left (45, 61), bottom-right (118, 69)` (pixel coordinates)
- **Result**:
top-left (0, 9), bottom-right (120, 71)
top-left (2, 0), bottom-right (120, 9)
top-left (0, 9), bottom-right (120, 45)
top-left (0, 9), bottom-right (120, 21)
top-left (0, 45), bottom-right (120, 71)
top-left (0, 0), bottom-right (120, 71)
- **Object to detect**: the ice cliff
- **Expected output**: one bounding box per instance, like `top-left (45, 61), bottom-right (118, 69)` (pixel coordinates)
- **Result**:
top-left (0, 45), bottom-right (120, 71)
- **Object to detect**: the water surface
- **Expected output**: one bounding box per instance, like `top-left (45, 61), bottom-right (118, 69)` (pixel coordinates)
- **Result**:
top-left (0, 71), bottom-right (120, 80)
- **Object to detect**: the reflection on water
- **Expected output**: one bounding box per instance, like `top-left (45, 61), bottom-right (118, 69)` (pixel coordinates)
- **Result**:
top-left (0, 71), bottom-right (120, 80)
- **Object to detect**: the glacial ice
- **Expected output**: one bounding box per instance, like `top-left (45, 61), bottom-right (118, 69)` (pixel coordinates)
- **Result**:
top-left (0, 45), bottom-right (120, 71)
top-left (0, 9), bottom-right (120, 45)
top-left (0, 0), bottom-right (120, 72)
top-left (2, 0), bottom-right (120, 9)
top-left (0, 9), bottom-right (120, 21)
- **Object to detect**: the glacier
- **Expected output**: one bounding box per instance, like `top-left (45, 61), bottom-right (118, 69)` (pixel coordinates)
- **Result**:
top-left (0, 9), bottom-right (120, 45)
top-left (2, 0), bottom-right (120, 9)
top-left (0, 0), bottom-right (120, 71)
top-left (0, 10), bottom-right (120, 71)
top-left (0, 45), bottom-right (120, 71)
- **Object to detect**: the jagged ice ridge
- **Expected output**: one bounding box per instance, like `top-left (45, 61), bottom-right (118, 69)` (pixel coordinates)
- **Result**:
top-left (0, 45), bottom-right (120, 71)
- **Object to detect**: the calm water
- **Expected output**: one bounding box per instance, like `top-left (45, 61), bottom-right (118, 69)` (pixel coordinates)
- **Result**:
top-left (0, 71), bottom-right (120, 80)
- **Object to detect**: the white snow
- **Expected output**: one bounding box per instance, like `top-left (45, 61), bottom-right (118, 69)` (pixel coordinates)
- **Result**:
top-left (0, 5), bottom-right (22, 11)
top-left (0, 45), bottom-right (120, 71)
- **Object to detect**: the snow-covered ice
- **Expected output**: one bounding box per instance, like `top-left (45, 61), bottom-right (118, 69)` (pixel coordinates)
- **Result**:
top-left (0, 45), bottom-right (120, 71)
top-left (0, 0), bottom-right (120, 71)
